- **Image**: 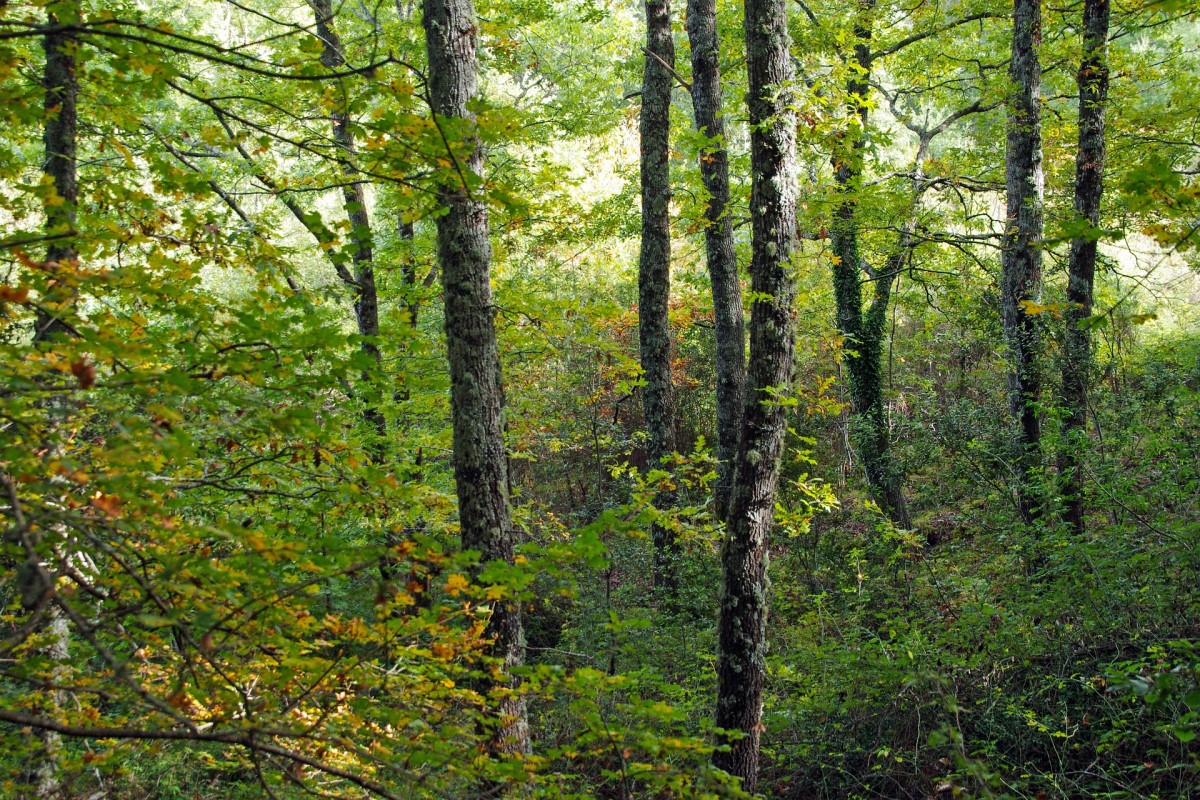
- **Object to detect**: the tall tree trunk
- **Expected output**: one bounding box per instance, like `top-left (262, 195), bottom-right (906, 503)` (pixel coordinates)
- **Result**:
top-left (686, 0), bottom-right (745, 524)
top-left (639, 0), bottom-right (680, 591)
top-left (829, 1), bottom-right (911, 528)
top-left (423, 0), bottom-right (529, 757)
top-left (309, 0), bottom-right (386, 455)
top-left (712, 0), bottom-right (797, 789)
top-left (26, 5), bottom-right (80, 794)
top-left (1059, 0), bottom-right (1109, 534)
top-left (1003, 0), bottom-right (1045, 524)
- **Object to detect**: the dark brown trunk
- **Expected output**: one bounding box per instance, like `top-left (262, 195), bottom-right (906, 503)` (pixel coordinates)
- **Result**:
top-left (712, 0), bottom-right (797, 789)
top-left (423, 0), bottom-right (529, 757)
top-left (35, 3), bottom-right (79, 343)
top-left (686, 0), bottom-right (745, 523)
top-left (1059, 0), bottom-right (1109, 534)
top-left (638, 0), bottom-right (680, 592)
top-left (829, 1), bottom-right (911, 528)
top-left (1003, 0), bottom-right (1045, 524)
top-left (27, 6), bottom-right (80, 795)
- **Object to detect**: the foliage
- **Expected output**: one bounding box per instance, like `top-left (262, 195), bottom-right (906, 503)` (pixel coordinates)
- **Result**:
top-left (1, 0), bottom-right (1199, 797)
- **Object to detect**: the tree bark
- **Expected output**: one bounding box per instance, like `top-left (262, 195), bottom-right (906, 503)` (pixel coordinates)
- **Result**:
top-left (35, 3), bottom-right (79, 343)
top-left (309, 0), bottom-right (386, 455)
top-left (686, 0), bottom-right (745, 524)
top-left (26, 6), bottom-right (80, 795)
top-left (829, 1), bottom-right (911, 528)
top-left (686, 0), bottom-right (739, 522)
top-left (712, 0), bottom-right (797, 789)
top-left (1059, 0), bottom-right (1109, 534)
top-left (1003, 0), bottom-right (1045, 524)
top-left (638, 0), bottom-right (680, 591)
top-left (423, 0), bottom-right (529, 757)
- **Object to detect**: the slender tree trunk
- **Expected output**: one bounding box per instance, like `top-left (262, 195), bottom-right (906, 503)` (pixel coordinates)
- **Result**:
top-left (829, 2), bottom-right (910, 528)
top-left (638, 0), bottom-right (680, 591)
top-left (309, 0), bottom-right (386, 454)
top-left (423, 0), bottom-right (529, 757)
top-left (686, 0), bottom-right (745, 524)
top-left (26, 6), bottom-right (80, 795)
top-left (1059, 0), bottom-right (1109, 534)
top-left (712, 0), bottom-right (797, 788)
top-left (1003, 0), bottom-right (1045, 524)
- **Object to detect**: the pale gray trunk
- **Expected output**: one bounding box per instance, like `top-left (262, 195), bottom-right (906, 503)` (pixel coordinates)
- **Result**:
top-left (1003, 0), bottom-right (1045, 523)
top-left (1060, 0), bottom-right (1109, 534)
top-left (638, 0), bottom-right (680, 592)
top-left (423, 0), bottom-right (529, 757)
top-left (686, 0), bottom-right (745, 523)
top-left (712, 0), bottom-right (797, 789)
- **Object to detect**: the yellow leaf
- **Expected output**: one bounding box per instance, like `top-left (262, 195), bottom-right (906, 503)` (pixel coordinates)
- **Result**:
top-left (445, 573), bottom-right (469, 596)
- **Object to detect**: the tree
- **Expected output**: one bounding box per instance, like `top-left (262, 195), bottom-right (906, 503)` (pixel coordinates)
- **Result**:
top-left (21, 3), bottom-right (81, 794)
top-left (638, 0), bottom-right (680, 591)
top-left (712, 0), bottom-right (797, 788)
top-left (422, 0), bottom-right (530, 756)
top-left (1003, 0), bottom-right (1045, 524)
top-left (309, 0), bottom-right (385, 456)
top-left (1059, 0), bottom-right (1110, 534)
top-left (686, 0), bottom-right (744, 523)
top-left (827, 0), bottom-right (912, 528)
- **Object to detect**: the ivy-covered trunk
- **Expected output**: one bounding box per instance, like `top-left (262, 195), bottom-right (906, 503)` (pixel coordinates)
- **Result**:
top-left (310, 0), bottom-right (385, 454)
top-left (638, 0), bottom-right (680, 591)
top-left (829, 3), bottom-right (911, 529)
top-left (1060, 0), bottom-right (1110, 534)
top-left (423, 0), bottom-right (529, 757)
top-left (1003, 0), bottom-right (1045, 524)
top-left (686, 0), bottom-right (745, 523)
top-left (712, 0), bottom-right (797, 789)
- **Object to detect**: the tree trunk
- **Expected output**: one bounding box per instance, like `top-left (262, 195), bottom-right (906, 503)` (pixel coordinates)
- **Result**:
top-left (1059, 0), bottom-right (1109, 534)
top-left (309, 0), bottom-right (386, 455)
top-left (712, 0), bottom-right (797, 789)
top-left (423, 0), bottom-right (529, 757)
top-left (829, 2), bottom-right (911, 528)
top-left (35, 4), bottom-right (79, 343)
top-left (686, 0), bottom-right (745, 524)
top-left (638, 0), bottom-right (680, 591)
top-left (1003, 0), bottom-right (1045, 524)
top-left (26, 6), bottom-right (80, 795)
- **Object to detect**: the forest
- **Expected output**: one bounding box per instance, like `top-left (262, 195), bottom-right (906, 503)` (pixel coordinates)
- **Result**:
top-left (0, 0), bottom-right (1198, 797)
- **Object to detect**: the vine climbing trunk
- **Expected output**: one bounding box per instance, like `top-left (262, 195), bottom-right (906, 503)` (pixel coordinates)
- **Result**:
top-left (423, 0), bottom-right (529, 758)
top-left (686, 0), bottom-right (745, 524)
top-left (309, 0), bottom-right (385, 456)
top-left (1059, 0), bottom-right (1109, 534)
top-left (712, 0), bottom-right (797, 789)
top-left (829, 0), bottom-right (910, 528)
top-left (1003, 0), bottom-right (1045, 524)
top-left (638, 0), bottom-right (680, 592)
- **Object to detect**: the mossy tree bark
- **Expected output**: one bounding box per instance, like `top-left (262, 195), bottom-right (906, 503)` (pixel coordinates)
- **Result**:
top-left (712, 0), bottom-right (797, 789)
top-left (1003, 0), bottom-right (1046, 524)
top-left (423, 0), bottom-right (529, 756)
top-left (638, 0), bottom-right (680, 592)
top-left (686, 0), bottom-right (745, 524)
top-left (1059, 0), bottom-right (1110, 534)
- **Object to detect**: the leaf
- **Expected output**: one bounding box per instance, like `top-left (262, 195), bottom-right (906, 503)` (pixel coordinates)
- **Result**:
top-left (444, 573), bottom-right (470, 596)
